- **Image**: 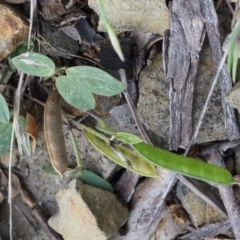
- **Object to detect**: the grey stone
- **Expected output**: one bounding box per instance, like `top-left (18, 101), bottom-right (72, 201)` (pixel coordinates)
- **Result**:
top-left (137, 45), bottom-right (228, 147)
top-left (88, 0), bottom-right (169, 35)
top-left (176, 181), bottom-right (226, 227)
top-left (0, 2), bottom-right (28, 60)
top-left (39, 19), bottom-right (79, 58)
top-left (48, 179), bottom-right (129, 240)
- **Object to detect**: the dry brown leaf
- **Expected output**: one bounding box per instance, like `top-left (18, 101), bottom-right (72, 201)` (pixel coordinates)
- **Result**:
top-left (25, 112), bottom-right (38, 153)
top-left (44, 90), bottom-right (68, 176)
top-left (155, 204), bottom-right (190, 240)
top-left (169, 204), bottom-right (189, 225)
top-left (123, 170), bottom-right (177, 240)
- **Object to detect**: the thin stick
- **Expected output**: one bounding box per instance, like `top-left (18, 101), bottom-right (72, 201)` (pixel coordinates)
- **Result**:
top-left (69, 128), bottom-right (82, 168)
top-left (118, 69), bottom-right (152, 144)
top-left (184, 50), bottom-right (228, 156)
top-left (8, 1), bottom-right (37, 237)
top-left (225, 0), bottom-right (235, 15)
top-left (0, 189), bottom-right (37, 232)
top-left (8, 124), bottom-right (15, 240)
top-left (28, 0), bottom-right (36, 51)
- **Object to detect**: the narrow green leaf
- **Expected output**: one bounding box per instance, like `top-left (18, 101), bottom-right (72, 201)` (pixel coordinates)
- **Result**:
top-left (98, 0), bottom-right (124, 61)
top-left (0, 94), bottom-right (9, 123)
top-left (228, 23), bottom-right (240, 76)
top-left (228, 33), bottom-right (235, 73)
top-left (115, 132), bottom-right (143, 144)
top-left (106, 24), bottom-right (125, 62)
top-left (96, 119), bottom-right (116, 135)
top-left (66, 66), bottom-right (126, 96)
top-left (0, 122), bottom-right (13, 156)
top-left (76, 170), bottom-right (113, 192)
top-left (11, 52), bottom-right (56, 78)
top-left (56, 76), bottom-right (95, 111)
top-left (42, 166), bottom-right (60, 176)
top-left (232, 40), bottom-right (240, 82)
top-left (42, 166), bottom-right (76, 177)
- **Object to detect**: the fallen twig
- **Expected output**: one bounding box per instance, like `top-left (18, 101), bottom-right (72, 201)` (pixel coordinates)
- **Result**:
top-left (180, 219), bottom-right (231, 240)
top-left (20, 184), bottom-right (62, 240)
top-left (200, 147), bottom-right (240, 239)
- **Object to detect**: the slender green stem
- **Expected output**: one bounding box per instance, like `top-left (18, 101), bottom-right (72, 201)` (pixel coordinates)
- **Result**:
top-left (71, 119), bottom-right (110, 143)
top-left (69, 129), bottom-right (82, 168)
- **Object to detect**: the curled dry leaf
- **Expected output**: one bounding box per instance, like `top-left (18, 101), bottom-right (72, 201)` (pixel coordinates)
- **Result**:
top-left (25, 113), bottom-right (38, 153)
top-left (168, 204), bottom-right (189, 226)
top-left (44, 90), bottom-right (68, 176)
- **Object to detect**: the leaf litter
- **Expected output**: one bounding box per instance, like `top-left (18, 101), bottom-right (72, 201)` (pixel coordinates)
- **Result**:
top-left (0, 0), bottom-right (240, 240)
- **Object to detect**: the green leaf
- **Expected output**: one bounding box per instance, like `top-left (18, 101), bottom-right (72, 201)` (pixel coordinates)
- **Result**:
top-left (42, 166), bottom-right (60, 176)
top-left (56, 66), bottom-right (125, 111)
top-left (115, 132), bottom-right (143, 144)
top-left (0, 94), bottom-right (9, 123)
top-left (85, 129), bottom-right (159, 177)
top-left (42, 166), bottom-right (76, 177)
top-left (96, 119), bottom-right (116, 135)
top-left (232, 40), bottom-right (240, 82)
top-left (56, 76), bottom-right (95, 111)
top-left (8, 40), bottom-right (34, 70)
top-left (66, 66), bottom-right (126, 96)
top-left (76, 170), bottom-right (113, 192)
top-left (98, 0), bottom-right (124, 61)
top-left (11, 52), bottom-right (56, 78)
top-left (0, 122), bottom-right (13, 156)
top-left (228, 23), bottom-right (240, 80)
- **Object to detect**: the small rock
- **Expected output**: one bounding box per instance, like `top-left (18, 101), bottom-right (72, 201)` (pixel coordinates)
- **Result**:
top-left (225, 81), bottom-right (240, 113)
top-left (176, 181), bottom-right (226, 227)
top-left (0, 2), bottom-right (29, 60)
top-left (137, 46), bottom-right (228, 147)
top-left (39, 19), bottom-right (79, 58)
top-left (88, 0), bottom-right (169, 35)
top-left (48, 179), bottom-right (129, 240)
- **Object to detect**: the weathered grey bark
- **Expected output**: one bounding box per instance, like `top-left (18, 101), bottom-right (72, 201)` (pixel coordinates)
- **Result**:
top-left (114, 172), bottom-right (139, 202)
top-left (200, 144), bottom-right (240, 240)
top-left (199, 0), bottom-right (240, 141)
top-left (163, 0), bottom-right (240, 150)
top-left (163, 0), bottom-right (205, 150)
top-left (208, 152), bottom-right (240, 239)
top-left (180, 220), bottom-right (231, 240)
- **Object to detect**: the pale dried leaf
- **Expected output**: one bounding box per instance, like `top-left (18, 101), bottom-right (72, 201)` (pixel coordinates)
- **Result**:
top-left (155, 204), bottom-right (190, 240)
top-left (122, 169), bottom-right (176, 239)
